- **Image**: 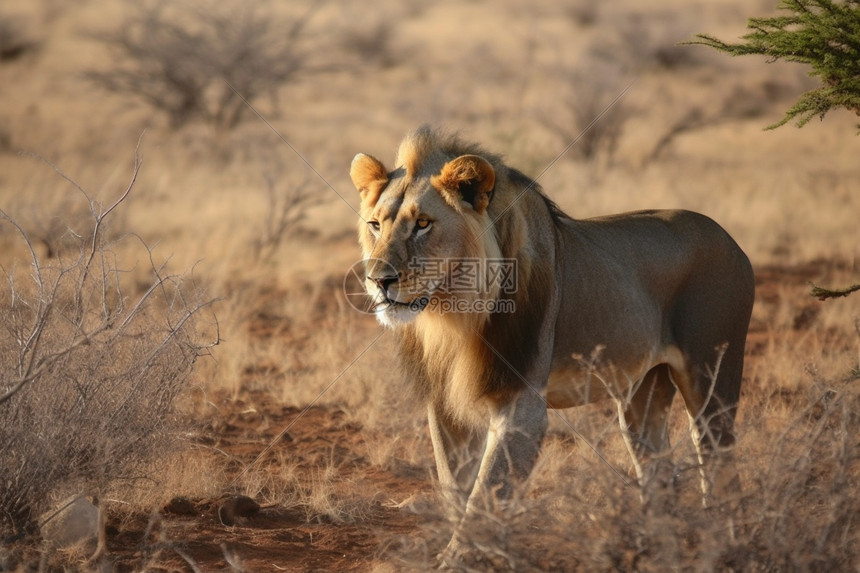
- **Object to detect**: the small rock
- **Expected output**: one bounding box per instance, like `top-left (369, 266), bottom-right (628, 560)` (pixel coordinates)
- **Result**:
top-left (163, 496), bottom-right (197, 516)
top-left (40, 495), bottom-right (99, 550)
top-left (218, 495), bottom-right (260, 526)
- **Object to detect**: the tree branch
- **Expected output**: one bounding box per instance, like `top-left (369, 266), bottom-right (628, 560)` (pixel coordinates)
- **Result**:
top-left (810, 282), bottom-right (860, 301)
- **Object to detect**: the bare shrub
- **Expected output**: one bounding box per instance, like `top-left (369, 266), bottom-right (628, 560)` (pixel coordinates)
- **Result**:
top-left (541, 67), bottom-right (631, 166)
top-left (542, 10), bottom-right (718, 168)
top-left (338, 19), bottom-right (400, 69)
top-left (565, 2), bottom-right (599, 28)
top-left (84, 1), bottom-right (324, 129)
top-left (644, 83), bottom-right (772, 163)
top-left (4, 170), bottom-right (100, 260)
top-left (593, 10), bottom-right (706, 72)
top-left (0, 143), bottom-right (216, 537)
top-left (249, 171), bottom-right (321, 264)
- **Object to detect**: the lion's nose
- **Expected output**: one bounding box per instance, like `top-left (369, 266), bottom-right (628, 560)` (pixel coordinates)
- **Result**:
top-left (370, 275), bottom-right (399, 295)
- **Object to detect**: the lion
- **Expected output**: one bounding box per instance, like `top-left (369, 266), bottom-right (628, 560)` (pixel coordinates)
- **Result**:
top-left (350, 126), bottom-right (754, 558)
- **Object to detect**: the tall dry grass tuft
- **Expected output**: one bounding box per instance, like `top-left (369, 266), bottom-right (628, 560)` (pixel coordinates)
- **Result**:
top-left (737, 358), bottom-right (860, 570)
top-left (0, 143), bottom-right (216, 538)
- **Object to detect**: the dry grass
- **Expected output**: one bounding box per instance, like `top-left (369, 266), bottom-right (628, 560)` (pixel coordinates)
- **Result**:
top-left (386, 319), bottom-right (860, 571)
top-left (1, 0), bottom-right (860, 570)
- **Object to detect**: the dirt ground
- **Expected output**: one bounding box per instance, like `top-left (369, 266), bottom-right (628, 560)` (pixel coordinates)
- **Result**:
top-left (105, 404), bottom-right (421, 572)
top-left (104, 403), bottom-right (423, 572)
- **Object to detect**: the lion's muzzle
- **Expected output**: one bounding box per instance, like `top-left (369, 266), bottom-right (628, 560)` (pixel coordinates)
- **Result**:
top-left (363, 267), bottom-right (429, 326)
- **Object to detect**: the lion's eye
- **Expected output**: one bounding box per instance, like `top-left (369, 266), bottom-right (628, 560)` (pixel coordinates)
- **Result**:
top-left (368, 220), bottom-right (381, 236)
top-left (414, 218), bottom-right (432, 236)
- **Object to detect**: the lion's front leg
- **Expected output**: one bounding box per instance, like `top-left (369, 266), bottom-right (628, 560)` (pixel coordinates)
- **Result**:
top-left (441, 389), bottom-right (548, 563)
top-left (427, 403), bottom-right (485, 512)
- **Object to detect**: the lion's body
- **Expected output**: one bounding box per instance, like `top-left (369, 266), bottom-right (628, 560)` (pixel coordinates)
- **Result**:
top-left (350, 126), bottom-right (754, 558)
top-left (548, 210), bottom-right (751, 414)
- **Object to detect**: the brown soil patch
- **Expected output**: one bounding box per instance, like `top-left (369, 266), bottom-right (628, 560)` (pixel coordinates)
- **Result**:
top-left (106, 398), bottom-right (429, 572)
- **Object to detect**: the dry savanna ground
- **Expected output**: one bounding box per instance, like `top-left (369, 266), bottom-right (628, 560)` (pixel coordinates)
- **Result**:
top-left (1, 0), bottom-right (859, 571)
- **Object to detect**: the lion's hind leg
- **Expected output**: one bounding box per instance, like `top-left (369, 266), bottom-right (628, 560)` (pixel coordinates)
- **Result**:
top-left (669, 342), bottom-right (743, 509)
top-left (668, 253), bottom-right (752, 508)
top-left (620, 364), bottom-right (678, 500)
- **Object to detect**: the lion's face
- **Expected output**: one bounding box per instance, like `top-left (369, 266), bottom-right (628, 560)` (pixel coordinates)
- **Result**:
top-left (350, 152), bottom-right (498, 327)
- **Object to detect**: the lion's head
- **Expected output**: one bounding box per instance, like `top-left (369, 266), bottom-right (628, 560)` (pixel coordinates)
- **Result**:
top-left (350, 126), bottom-right (505, 328)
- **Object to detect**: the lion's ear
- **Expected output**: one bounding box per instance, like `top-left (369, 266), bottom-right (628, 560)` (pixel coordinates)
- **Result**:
top-left (431, 155), bottom-right (496, 214)
top-left (350, 153), bottom-right (389, 205)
